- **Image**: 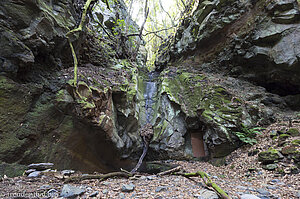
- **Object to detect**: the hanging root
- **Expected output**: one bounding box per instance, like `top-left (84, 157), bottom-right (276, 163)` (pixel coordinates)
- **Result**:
top-left (131, 123), bottom-right (154, 173)
top-left (131, 144), bottom-right (149, 173)
top-left (66, 0), bottom-right (94, 86)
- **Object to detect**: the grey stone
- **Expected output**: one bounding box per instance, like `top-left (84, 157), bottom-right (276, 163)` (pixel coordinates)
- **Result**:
top-left (28, 163), bottom-right (54, 171)
top-left (47, 189), bottom-right (58, 197)
top-left (240, 194), bottom-right (260, 199)
top-left (39, 185), bottom-right (52, 190)
top-left (25, 169), bottom-right (36, 175)
top-left (119, 193), bottom-right (125, 199)
top-left (266, 186), bottom-right (277, 190)
top-left (102, 189), bottom-right (108, 194)
top-left (262, 164), bottom-right (278, 171)
top-left (271, 179), bottom-right (280, 183)
top-left (197, 189), bottom-right (219, 199)
top-left (27, 171), bottom-right (41, 178)
top-left (89, 191), bottom-right (99, 197)
top-left (155, 186), bottom-right (168, 192)
top-left (61, 170), bottom-right (75, 176)
top-left (296, 190), bottom-right (300, 198)
top-left (121, 183), bottom-right (135, 192)
top-left (257, 196), bottom-right (270, 199)
top-left (236, 186), bottom-right (248, 190)
top-left (256, 188), bottom-right (270, 196)
top-left (146, 175), bottom-right (156, 180)
top-left (60, 184), bottom-right (85, 198)
top-left (103, 182), bottom-right (110, 186)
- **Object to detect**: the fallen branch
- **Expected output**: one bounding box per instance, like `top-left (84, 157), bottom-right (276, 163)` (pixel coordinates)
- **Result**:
top-left (157, 166), bottom-right (181, 176)
top-left (65, 171), bottom-right (132, 183)
top-left (175, 171), bottom-right (231, 199)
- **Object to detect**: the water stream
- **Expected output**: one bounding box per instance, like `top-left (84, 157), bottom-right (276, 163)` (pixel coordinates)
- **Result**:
top-left (143, 71), bottom-right (159, 124)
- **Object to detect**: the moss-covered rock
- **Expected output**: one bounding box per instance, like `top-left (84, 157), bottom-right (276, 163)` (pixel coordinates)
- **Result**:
top-left (0, 163), bottom-right (26, 178)
top-left (279, 133), bottom-right (291, 140)
top-left (258, 148), bottom-right (284, 164)
top-left (281, 145), bottom-right (297, 155)
top-left (286, 128), bottom-right (300, 136)
top-left (262, 163), bottom-right (278, 170)
top-left (291, 139), bottom-right (300, 146)
top-left (149, 70), bottom-right (256, 158)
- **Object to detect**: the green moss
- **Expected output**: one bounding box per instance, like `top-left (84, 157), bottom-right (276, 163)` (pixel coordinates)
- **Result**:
top-left (153, 120), bottom-right (169, 141)
top-left (281, 145), bottom-right (297, 155)
top-left (291, 139), bottom-right (300, 146)
top-left (0, 163), bottom-right (27, 178)
top-left (279, 134), bottom-right (290, 140)
top-left (286, 128), bottom-right (300, 136)
top-left (258, 148), bottom-right (283, 164)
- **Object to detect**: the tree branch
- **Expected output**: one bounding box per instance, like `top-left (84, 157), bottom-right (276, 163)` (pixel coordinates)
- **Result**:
top-left (158, 0), bottom-right (175, 26)
top-left (126, 26), bottom-right (176, 38)
top-left (65, 171), bottom-right (132, 183)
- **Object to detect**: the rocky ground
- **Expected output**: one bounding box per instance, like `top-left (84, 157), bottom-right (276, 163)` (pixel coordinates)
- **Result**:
top-left (0, 121), bottom-right (299, 199)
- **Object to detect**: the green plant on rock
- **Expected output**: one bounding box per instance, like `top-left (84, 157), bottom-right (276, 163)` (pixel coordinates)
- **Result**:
top-left (112, 19), bottom-right (126, 36)
top-left (235, 124), bottom-right (264, 145)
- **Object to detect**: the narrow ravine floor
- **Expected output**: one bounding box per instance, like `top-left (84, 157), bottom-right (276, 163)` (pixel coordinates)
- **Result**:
top-left (0, 121), bottom-right (299, 199)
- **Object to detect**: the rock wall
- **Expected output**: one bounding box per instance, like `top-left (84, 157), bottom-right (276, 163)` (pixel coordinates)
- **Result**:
top-left (0, 0), bottom-right (144, 174)
top-left (151, 0), bottom-right (300, 162)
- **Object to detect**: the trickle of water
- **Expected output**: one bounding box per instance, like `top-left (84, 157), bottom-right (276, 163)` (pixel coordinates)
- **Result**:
top-left (144, 72), bottom-right (158, 124)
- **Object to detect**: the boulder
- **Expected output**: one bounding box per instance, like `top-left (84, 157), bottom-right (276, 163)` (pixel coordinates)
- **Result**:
top-left (28, 163), bottom-right (54, 171)
top-left (60, 184), bottom-right (85, 198)
top-left (258, 148), bottom-right (284, 164)
top-left (286, 128), bottom-right (300, 136)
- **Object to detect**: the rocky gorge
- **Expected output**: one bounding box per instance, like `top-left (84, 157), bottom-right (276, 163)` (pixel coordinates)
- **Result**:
top-left (0, 0), bottom-right (300, 198)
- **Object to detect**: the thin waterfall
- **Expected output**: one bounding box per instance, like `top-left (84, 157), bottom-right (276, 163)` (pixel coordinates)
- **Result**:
top-left (144, 71), bottom-right (158, 124)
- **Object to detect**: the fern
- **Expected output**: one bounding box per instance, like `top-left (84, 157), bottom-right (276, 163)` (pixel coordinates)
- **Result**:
top-left (235, 124), bottom-right (265, 145)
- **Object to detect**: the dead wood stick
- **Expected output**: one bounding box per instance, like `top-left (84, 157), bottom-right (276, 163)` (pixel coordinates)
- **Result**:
top-left (65, 171), bottom-right (132, 183)
top-left (157, 166), bottom-right (182, 176)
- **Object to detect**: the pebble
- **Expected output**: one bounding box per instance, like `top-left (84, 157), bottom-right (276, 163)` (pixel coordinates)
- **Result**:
top-left (266, 186), bottom-right (277, 190)
top-left (47, 189), bottom-right (58, 197)
top-left (256, 188), bottom-right (270, 196)
top-left (89, 191), bottom-right (99, 197)
top-left (155, 186), bottom-right (168, 192)
top-left (257, 195), bottom-right (270, 199)
top-left (102, 189), bottom-right (108, 194)
top-left (257, 171), bottom-right (263, 175)
top-left (197, 189), bottom-right (219, 199)
top-left (28, 163), bottom-right (53, 171)
top-left (25, 169), bottom-right (36, 175)
top-left (271, 179), bottom-right (280, 183)
top-left (240, 194), bottom-right (260, 199)
top-left (61, 170), bottom-right (75, 176)
top-left (121, 183), bottom-right (135, 192)
top-left (147, 175), bottom-right (156, 180)
top-left (27, 171), bottom-right (41, 178)
top-left (236, 185), bottom-right (248, 190)
top-left (60, 184), bottom-right (85, 198)
top-left (39, 185), bottom-right (52, 190)
top-left (119, 193), bottom-right (125, 199)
